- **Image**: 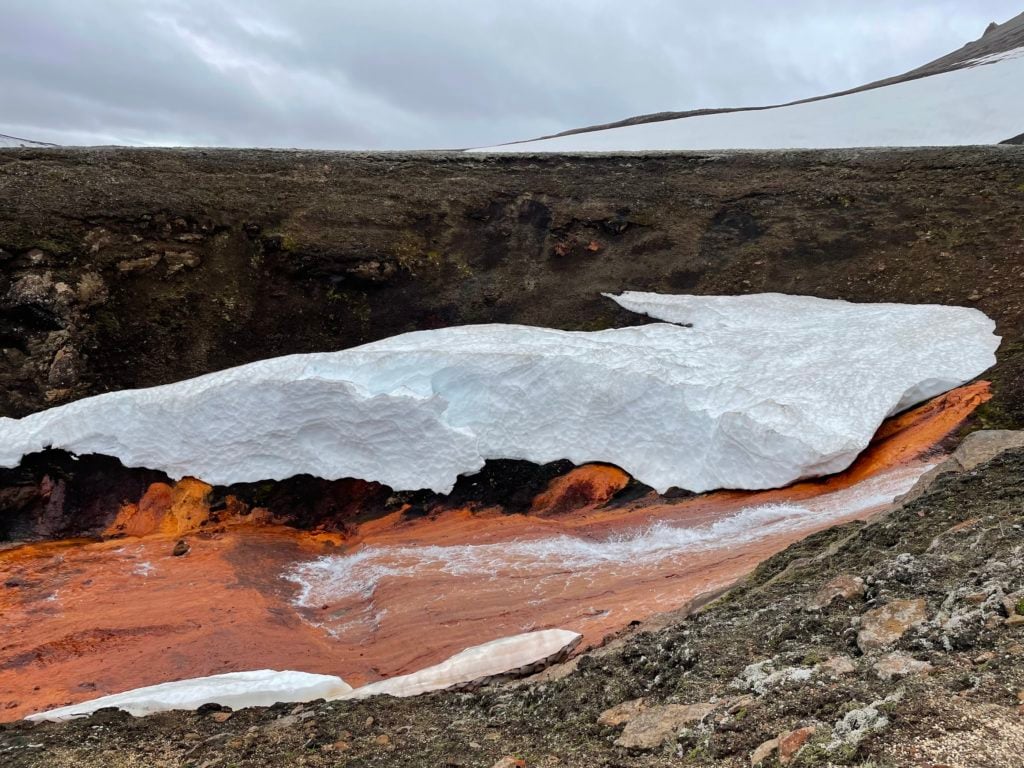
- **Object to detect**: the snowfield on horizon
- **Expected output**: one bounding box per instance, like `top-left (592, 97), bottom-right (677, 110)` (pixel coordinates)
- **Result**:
top-left (474, 47), bottom-right (1024, 152)
top-left (0, 294), bottom-right (998, 495)
top-left (0, 133), bottom-right (55, 148)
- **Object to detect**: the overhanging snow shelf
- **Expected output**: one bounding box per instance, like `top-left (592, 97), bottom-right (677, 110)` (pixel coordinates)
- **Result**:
top-left (0, 293), bottom-right (998, 494)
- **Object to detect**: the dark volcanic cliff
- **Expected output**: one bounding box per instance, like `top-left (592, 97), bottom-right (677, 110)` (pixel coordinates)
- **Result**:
top-left (1, 147), bottom-right (1023, 426)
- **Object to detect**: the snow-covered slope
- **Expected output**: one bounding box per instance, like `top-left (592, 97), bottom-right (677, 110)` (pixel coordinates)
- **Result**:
top-left (26, 670), bottom-right (352, 722)
top-left (0, 294), bottom-right (998, 494)
top-left (474, 46), bottom-right (1024, 152)
top-left (0, 132), bottom-right (57, 148)
top-left (342, 629), bottom-right (581, 699)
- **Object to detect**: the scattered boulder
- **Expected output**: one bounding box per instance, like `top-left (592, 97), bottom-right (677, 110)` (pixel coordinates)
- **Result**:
top-left (902, 430), bottom-right (1024, 505)
top-left (807, 574), bottom-right (865, 610)
top-left (597, 698), bottom-right (646, 727)
top-left (614, 702), bottom-right (714, 750)
top-left (117, 254), bottom-right (162, 274)
top-left (751, 725), bottom-right (816, 766)
top-left (857, 598), bottom-right (928, 652)
top-left (491, 758), bottom-right (525, 768)
top-left (750, 736), bottom-right (779, 766)
top-left (818, 655), bottom-right (856, 677)
top-left (873, 652), bottom-right (933, 681)
top-left (47, 346), bottom-right (80, 388)
top-left (778, 726), bottom-right (816, 764)
top-left (172, 539), bottom-right (190, 557)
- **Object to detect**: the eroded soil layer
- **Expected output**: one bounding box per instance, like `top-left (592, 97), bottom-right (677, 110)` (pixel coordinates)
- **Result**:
top-left (0, 384), bottom-right (988, 721)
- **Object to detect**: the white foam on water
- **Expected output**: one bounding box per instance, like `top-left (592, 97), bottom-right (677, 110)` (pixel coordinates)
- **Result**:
top-left (285, 463), bottom-right (930, 610)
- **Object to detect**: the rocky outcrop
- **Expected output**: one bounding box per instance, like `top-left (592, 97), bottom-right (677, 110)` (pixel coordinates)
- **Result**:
top-left (899, 428), bottom-right (1024, 505)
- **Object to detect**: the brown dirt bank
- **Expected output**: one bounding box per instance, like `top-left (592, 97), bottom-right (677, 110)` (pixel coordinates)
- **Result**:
top-left (1, 146), bottom-right (1022, 427)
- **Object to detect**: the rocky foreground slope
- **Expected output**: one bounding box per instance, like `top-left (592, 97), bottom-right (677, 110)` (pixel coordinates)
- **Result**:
top-left (3, 432), bottom-right (1023, 767)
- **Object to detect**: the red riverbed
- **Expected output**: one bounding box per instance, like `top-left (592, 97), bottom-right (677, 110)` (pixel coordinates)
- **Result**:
top-left (0, 383), bottom-right (989, 721)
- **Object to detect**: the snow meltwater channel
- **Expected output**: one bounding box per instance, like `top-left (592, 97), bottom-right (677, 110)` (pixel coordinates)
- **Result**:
top-left (286, 462), bottom-right (928, 637)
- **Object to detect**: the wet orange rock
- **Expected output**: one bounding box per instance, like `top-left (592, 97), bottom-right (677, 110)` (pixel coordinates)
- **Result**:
top-left (105, 478), bottom-right (214, 538)
top-left (0, 528), bottom-right (346, 721)
top-left (529, 464), bottom-right (630, 516)
top-left (0, 384), bottom-right (989, 721)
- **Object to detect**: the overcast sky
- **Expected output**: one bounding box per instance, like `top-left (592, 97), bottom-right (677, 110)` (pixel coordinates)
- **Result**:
top-left (1, 0), bottom-right (1020, 149)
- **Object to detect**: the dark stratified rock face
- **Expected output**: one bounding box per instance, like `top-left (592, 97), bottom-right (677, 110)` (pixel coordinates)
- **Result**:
top-left (0, 450), bottom-right (636, 542)
top-left (0, 451), bottom-right (166, 540)
top-left (1, 147), bottom-right (1023, 431)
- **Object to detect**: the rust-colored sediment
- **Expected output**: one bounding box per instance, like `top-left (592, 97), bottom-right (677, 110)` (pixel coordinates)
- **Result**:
top-left (0, 383), bottom-right (990, 720)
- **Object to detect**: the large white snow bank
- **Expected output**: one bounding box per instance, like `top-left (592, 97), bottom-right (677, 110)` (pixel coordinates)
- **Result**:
top-left (0, 294), bottom-right (998, 494)
top-left (26, 669), bottom-right (352, 722)
top-left (473, 47), bottom-right (1024, 151)
top-left (342, 629), bottom-right (582, 699)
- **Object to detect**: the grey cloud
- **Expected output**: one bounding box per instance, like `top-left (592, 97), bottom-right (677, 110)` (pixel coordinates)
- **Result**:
top-left (0, 0), bottom-right (1020, 149)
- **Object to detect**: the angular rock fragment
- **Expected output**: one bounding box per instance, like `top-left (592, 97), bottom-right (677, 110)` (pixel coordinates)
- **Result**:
top-left (613, 702), bottom-right (714, 750)
top-left (857, 598), bottom-right (929, 652)
top-left (778, 726), bottom-right (816, 764)
top-left (873, 652), bottom-right (934, 681)
top-left (807, 574), bottom-right (865, 610)
top-left (751, 736), bottom-right (779, 766)
top-left (818, 656), bottom-right (857, 677)
top-left (597, 698), bottom-right (647, 727)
